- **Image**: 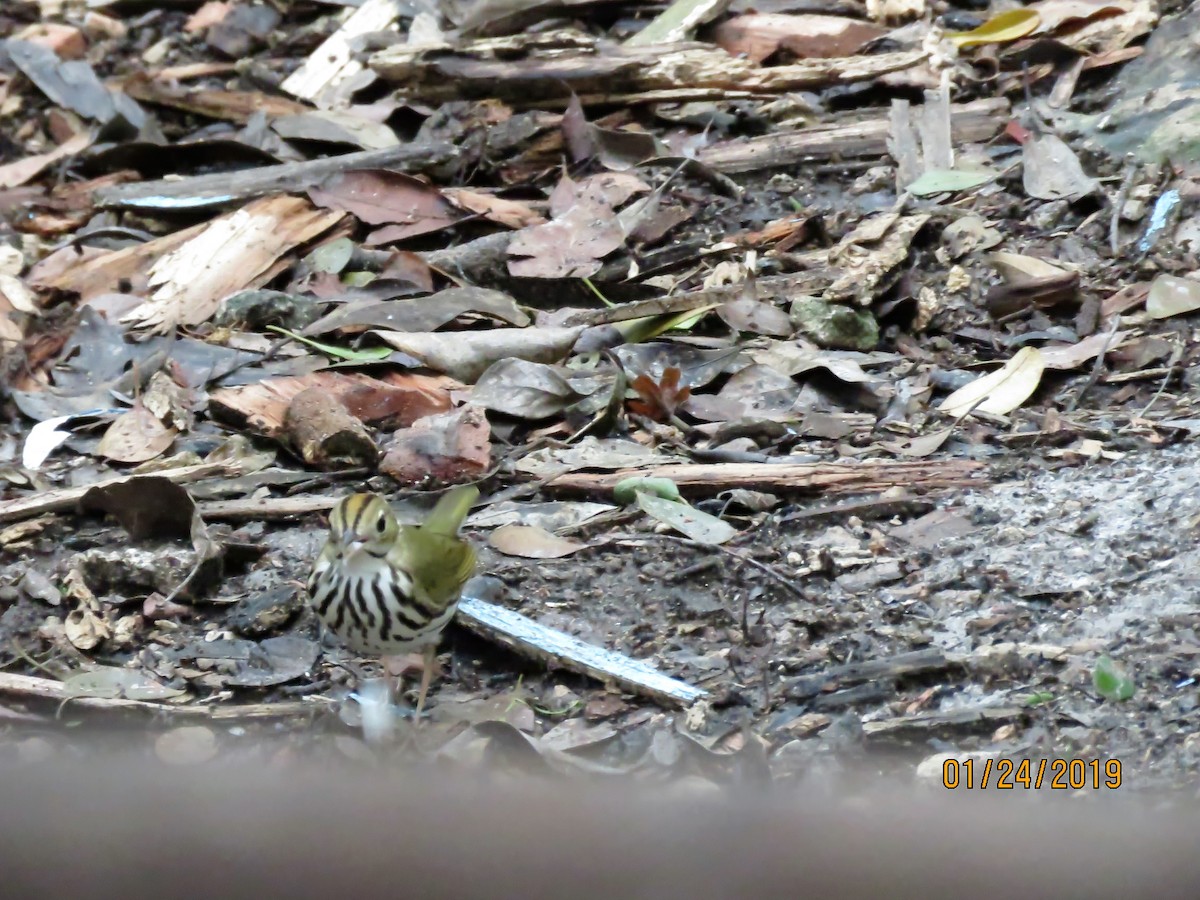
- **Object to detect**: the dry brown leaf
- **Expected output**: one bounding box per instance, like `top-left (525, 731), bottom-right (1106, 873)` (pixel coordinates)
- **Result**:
top-left (308, 169), bottom-right (459, 238)
top-left (97, 404), bottom-right (177, 464)
top-left (489, 524), bottom-right (585, 559)
top-left (713, 14), bottom-right (885, 63)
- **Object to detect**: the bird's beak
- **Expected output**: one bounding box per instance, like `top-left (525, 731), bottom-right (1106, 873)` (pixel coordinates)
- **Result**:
top-left (340, 530), bottom-right (366, 557)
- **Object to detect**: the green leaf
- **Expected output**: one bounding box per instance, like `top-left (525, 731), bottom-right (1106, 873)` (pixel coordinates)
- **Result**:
top-left (614, 476), bottom-right (680, 505)
top-left (1093, 656), bottom-right (1135, 702)
top-left (1024, 691), bottom-right (1055, 707)
top-left (636, 492), bottom-right (736, 545)
top-left (267, 325), bottom-right (393, 361)
top-left (907, 168), bottom-right (997, 197)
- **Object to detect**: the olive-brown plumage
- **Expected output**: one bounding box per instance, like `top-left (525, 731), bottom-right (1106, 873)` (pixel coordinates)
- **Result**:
top-left (307, 486), bottom-right (477, 717)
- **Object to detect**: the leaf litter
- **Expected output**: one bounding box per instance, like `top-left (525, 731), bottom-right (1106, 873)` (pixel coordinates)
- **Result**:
top-left (0, 0), bottom-right (1195, 793)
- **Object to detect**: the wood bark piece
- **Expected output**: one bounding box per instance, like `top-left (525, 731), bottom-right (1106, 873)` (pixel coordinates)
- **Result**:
top-left (457, 595), bottom-right (706, 708)
top-left (545, 459), bottom-right (985, 495)
top-left (0, 672), bottom-right (320, 719)
top-left (197, 495), bottom-right (338, 521)
top-left (285, 388), bottom-right (379, 470)
top-left (94, 142), bottom-right (461, 212)
top-left (785, 648), bottom-right (954, 701)
top-left (862, 706), bottom-right (1027, 739)
top-left (282, 0), bottom-right (405, 105)
top-left (370, 29), bottom-right (926, 105)
top-left (117, 196), bottom-right (344, 332)
top-left (698, 98), bottom-right (1009, 173)
top-left (0, 461), bottom-right (241, 525)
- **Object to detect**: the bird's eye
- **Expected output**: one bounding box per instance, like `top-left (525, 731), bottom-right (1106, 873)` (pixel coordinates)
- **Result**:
top-left (375, 517), bottom-right (387, 534)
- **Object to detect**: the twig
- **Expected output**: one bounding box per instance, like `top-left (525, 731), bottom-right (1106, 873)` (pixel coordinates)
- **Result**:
top-left (1129, 336), bottom-right (1184, 424)
top-left (1065, 314), bottom-right (1122, 413)
top-left (1109, 155), bottom-right (1138, 257)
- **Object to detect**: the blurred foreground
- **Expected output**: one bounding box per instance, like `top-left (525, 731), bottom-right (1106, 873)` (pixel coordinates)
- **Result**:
top-left (0, 747), bottom-right (1196, 899)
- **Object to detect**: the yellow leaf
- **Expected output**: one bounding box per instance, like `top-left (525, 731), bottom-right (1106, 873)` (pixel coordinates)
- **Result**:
top-left (947, 9), bottom-right (1040, 48)
top-left (938, 346), bottom-right (1045, 417)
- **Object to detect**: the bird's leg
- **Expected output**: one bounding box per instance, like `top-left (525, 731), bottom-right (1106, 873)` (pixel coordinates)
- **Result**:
top-left (413, 644), bottom-right (438, 722)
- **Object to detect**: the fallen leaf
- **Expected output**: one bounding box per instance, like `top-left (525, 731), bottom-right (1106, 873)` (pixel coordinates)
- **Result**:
top-left (375, 326), bottom-right (585, 383)
top-left (946, 9), bottom-right (1040, 47)
top-left (636, 492), bottom-right (736, 545)
top-left (96, 404), bottom-right (177, 463)
top-left (472, 359), bottom-right (581, 419)
top-left (489, 524), bottom-right (585, 559)
top-left (938, 347), bottom-right (1045, 417)
top-left (379, 405), bottom-right (491, 482)
top-left (1146, 274), bottom-right (1200, 319)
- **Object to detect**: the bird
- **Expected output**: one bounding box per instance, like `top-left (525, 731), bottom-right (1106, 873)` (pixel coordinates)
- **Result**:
top-left (306, 485), bottom-right (478, 719)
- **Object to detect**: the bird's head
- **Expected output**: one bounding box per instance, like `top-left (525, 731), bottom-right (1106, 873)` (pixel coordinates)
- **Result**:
top-left (328, 493), bottom-right (399, 561)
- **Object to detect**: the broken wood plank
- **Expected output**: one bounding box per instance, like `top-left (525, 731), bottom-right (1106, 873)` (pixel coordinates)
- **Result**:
top-left (545, 459), bottom-right (986, 495)
top-left (94, 141), bottom-right (462, 212)
top-left (456, 594), bottom-right (706, 708)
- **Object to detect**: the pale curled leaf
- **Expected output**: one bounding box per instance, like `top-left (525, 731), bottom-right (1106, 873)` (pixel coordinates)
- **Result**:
top-left (375, 326), bottom-right (585, 383)
top-left (489, 524), bottom-right (586, 559)
top-left (1146, 274), bottom-right (1200, 319)
top-left (938, 347), bottom-right (1045, 417)
top-left (636, 492), bottom-right (736, 545)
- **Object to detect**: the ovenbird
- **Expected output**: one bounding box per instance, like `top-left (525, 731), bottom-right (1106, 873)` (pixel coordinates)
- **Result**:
top-left (307, 485), bottom-right (478, 717)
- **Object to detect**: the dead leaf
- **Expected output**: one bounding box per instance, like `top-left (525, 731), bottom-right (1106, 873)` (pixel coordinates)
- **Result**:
top-left (472, 359), bottom-right (581, 419)
top-left (308, 169), bottom-right (459, 237)
top-left (628, 367), bottom-right (692, 421)
top-left (96, 404), bottom-right (177, 464)
top-left (375, 326), bottom-right (585, 383)
top-left (713, 14), bottom-right (885, 63)
top-left (1146, 274), bottom-right (1200, 319)
top-left (1022, 132), bottom-right (1098, 201)
top-left (938, 347), bottom-right (1045, 417)
top-left (489, 524), bottom-right (585, 559)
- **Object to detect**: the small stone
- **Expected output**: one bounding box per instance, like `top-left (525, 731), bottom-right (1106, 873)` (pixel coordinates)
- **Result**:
top-left (19, 570), bottom-right (61, 606)
top-left (228, 585), bottom-right (302, 638)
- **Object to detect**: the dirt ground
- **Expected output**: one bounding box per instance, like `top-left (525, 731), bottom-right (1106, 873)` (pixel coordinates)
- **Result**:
top-left (1, 438), bottom-right (1196, 793)
top-left (1, 1), bottom-right (1197, 795)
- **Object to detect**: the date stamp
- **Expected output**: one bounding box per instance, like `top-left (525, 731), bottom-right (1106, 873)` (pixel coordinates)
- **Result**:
top-left (942, 757), bottom-right (1122, 790)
